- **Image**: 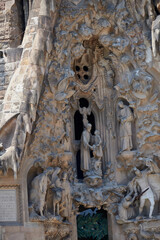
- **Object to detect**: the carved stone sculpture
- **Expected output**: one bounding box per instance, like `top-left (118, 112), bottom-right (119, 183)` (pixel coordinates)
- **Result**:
top-left (92, 130), bottom-right (103, 161)
top-left (80, 123), bottom-right (92, 174)
top-left (152, 3), bottom-right (160, 57)
top-left (29, 167), bottom-right (54, 219)
top-left (117, 193), bottom-right (136, 222)
top-left (133, 167), bottom-right (155, 218)
top-left (0, 145), bottom-right (17, 179)
top-left (139, 224), bottom-right (160, 239)
top-left (117, 159), bottom-right (160, 222)
top-left (51, 177), bottom-right (62, 217)
top-left (118, 101), bottom-right (133, 153)
top-left (79, 106), bottom-right (91, 128)
top-left (60, 172), bottom-right (72, 218)
top-left (83, 129), bottom-right (103, 187)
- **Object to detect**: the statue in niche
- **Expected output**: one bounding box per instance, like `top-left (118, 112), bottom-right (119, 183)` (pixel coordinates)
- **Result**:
top-left (152, 3), bottom-right (160, 58)
top-left (78, 101), bottom-right (103, 185)
top-left (80, 123), bottom-right (92, 174)
top-left (29, 167), bottom-right (54, 219)
top-left (117, 101), bottom-right (134, 153)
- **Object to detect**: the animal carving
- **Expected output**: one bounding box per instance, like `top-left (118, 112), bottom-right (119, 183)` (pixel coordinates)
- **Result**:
top-left (0, 145), bottom-right (17, 179)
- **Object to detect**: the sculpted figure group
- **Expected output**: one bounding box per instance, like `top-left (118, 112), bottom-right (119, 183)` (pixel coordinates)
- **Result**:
top-left (80, 123), bottom-right (103, 178)
top-left (29, 167), bottom-right (72, 222)
top-left (118, 159), bottom-right (160, 222)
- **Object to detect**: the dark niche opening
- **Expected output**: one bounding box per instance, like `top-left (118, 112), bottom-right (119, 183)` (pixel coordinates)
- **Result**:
top-left (76, 150), bottom-right (83, 179)
top-left (79, 98), bottom-right (89, 108)
top-left (22, 0), bottom-right (29, 29)
top-left (0, 51), bottom-right (3, 58)
top-left (88, 112), bottom-right (95, 135)
top-left (13, 0), bottom-right (30, 45)
top-left (77, 207), bottom-right (108, 240)
top-left (74, 110), bottom-right (83, 141)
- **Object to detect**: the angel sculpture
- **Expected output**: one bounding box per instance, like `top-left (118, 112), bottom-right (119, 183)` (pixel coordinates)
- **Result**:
top-left (79, 105), bottom-right (91, 128)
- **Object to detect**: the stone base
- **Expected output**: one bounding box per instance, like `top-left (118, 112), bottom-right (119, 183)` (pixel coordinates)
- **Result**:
top-left (84, 175), bottom-right (102, 187)
top-left (117, 150), bottom-right (137, 168)
top-left (116, 215), bottom-right (160, 225)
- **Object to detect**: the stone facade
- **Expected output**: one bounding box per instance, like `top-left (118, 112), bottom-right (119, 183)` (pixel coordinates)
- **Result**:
top-left (0, 0), bottom-right (160, 239)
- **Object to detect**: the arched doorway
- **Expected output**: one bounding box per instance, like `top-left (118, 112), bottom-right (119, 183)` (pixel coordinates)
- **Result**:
top-left (77, 207), bottom-right (108, 240)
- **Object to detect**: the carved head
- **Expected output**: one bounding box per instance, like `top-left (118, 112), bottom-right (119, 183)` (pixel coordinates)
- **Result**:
top-left (62, 172), bottom-right (67, 181)
top-left (94, 130), bottom-right (100, 135)
top-left (146, 159), bottom-right (152, 166)
top-left (86, 123), bottom-right (92, 132)
top-left (125, 195), bottom-right (132, 201)
top-left (133, 167), bottom-right (141, 177)
top-left (45, 167), bottom-right (54, 175)
top-left (118, 101), bottom-right (124, 109)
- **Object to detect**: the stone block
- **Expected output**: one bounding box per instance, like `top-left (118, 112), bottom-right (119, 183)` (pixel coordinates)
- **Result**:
top-left (4, 48), bottom-right (23, 63)
top-left (4, 233), bottom-right (25, 240)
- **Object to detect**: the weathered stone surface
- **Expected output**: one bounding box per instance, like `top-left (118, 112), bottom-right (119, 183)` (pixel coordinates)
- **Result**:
top-left (0, 0), bottom-right (159, 240)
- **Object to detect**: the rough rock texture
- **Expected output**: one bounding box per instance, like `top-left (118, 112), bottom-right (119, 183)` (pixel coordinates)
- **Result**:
top-left (0, 0), bottom-right (160, 240)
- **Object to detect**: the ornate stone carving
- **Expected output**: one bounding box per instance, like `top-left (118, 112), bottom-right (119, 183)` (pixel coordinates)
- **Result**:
top-left (117, 193), bottom-right (136, 222)
top-left (130, 70), bottom-right (153, 99)
top-left (152, 3), bottom-right (160, 58)
top-left (74, 49), bottom-right (93, 85)
top-left (128, 233), bottom-right (138, 240)
top-left (29, 167), bottom-right (72, 223)
top-left (117, 159), bottom-right (160, 223)
top-left (29, 167), bottom-right (55, 220)
top-left (79, 105), bottom-right (91, 128)
top-left (0, 144), bottom-right (17, 179)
